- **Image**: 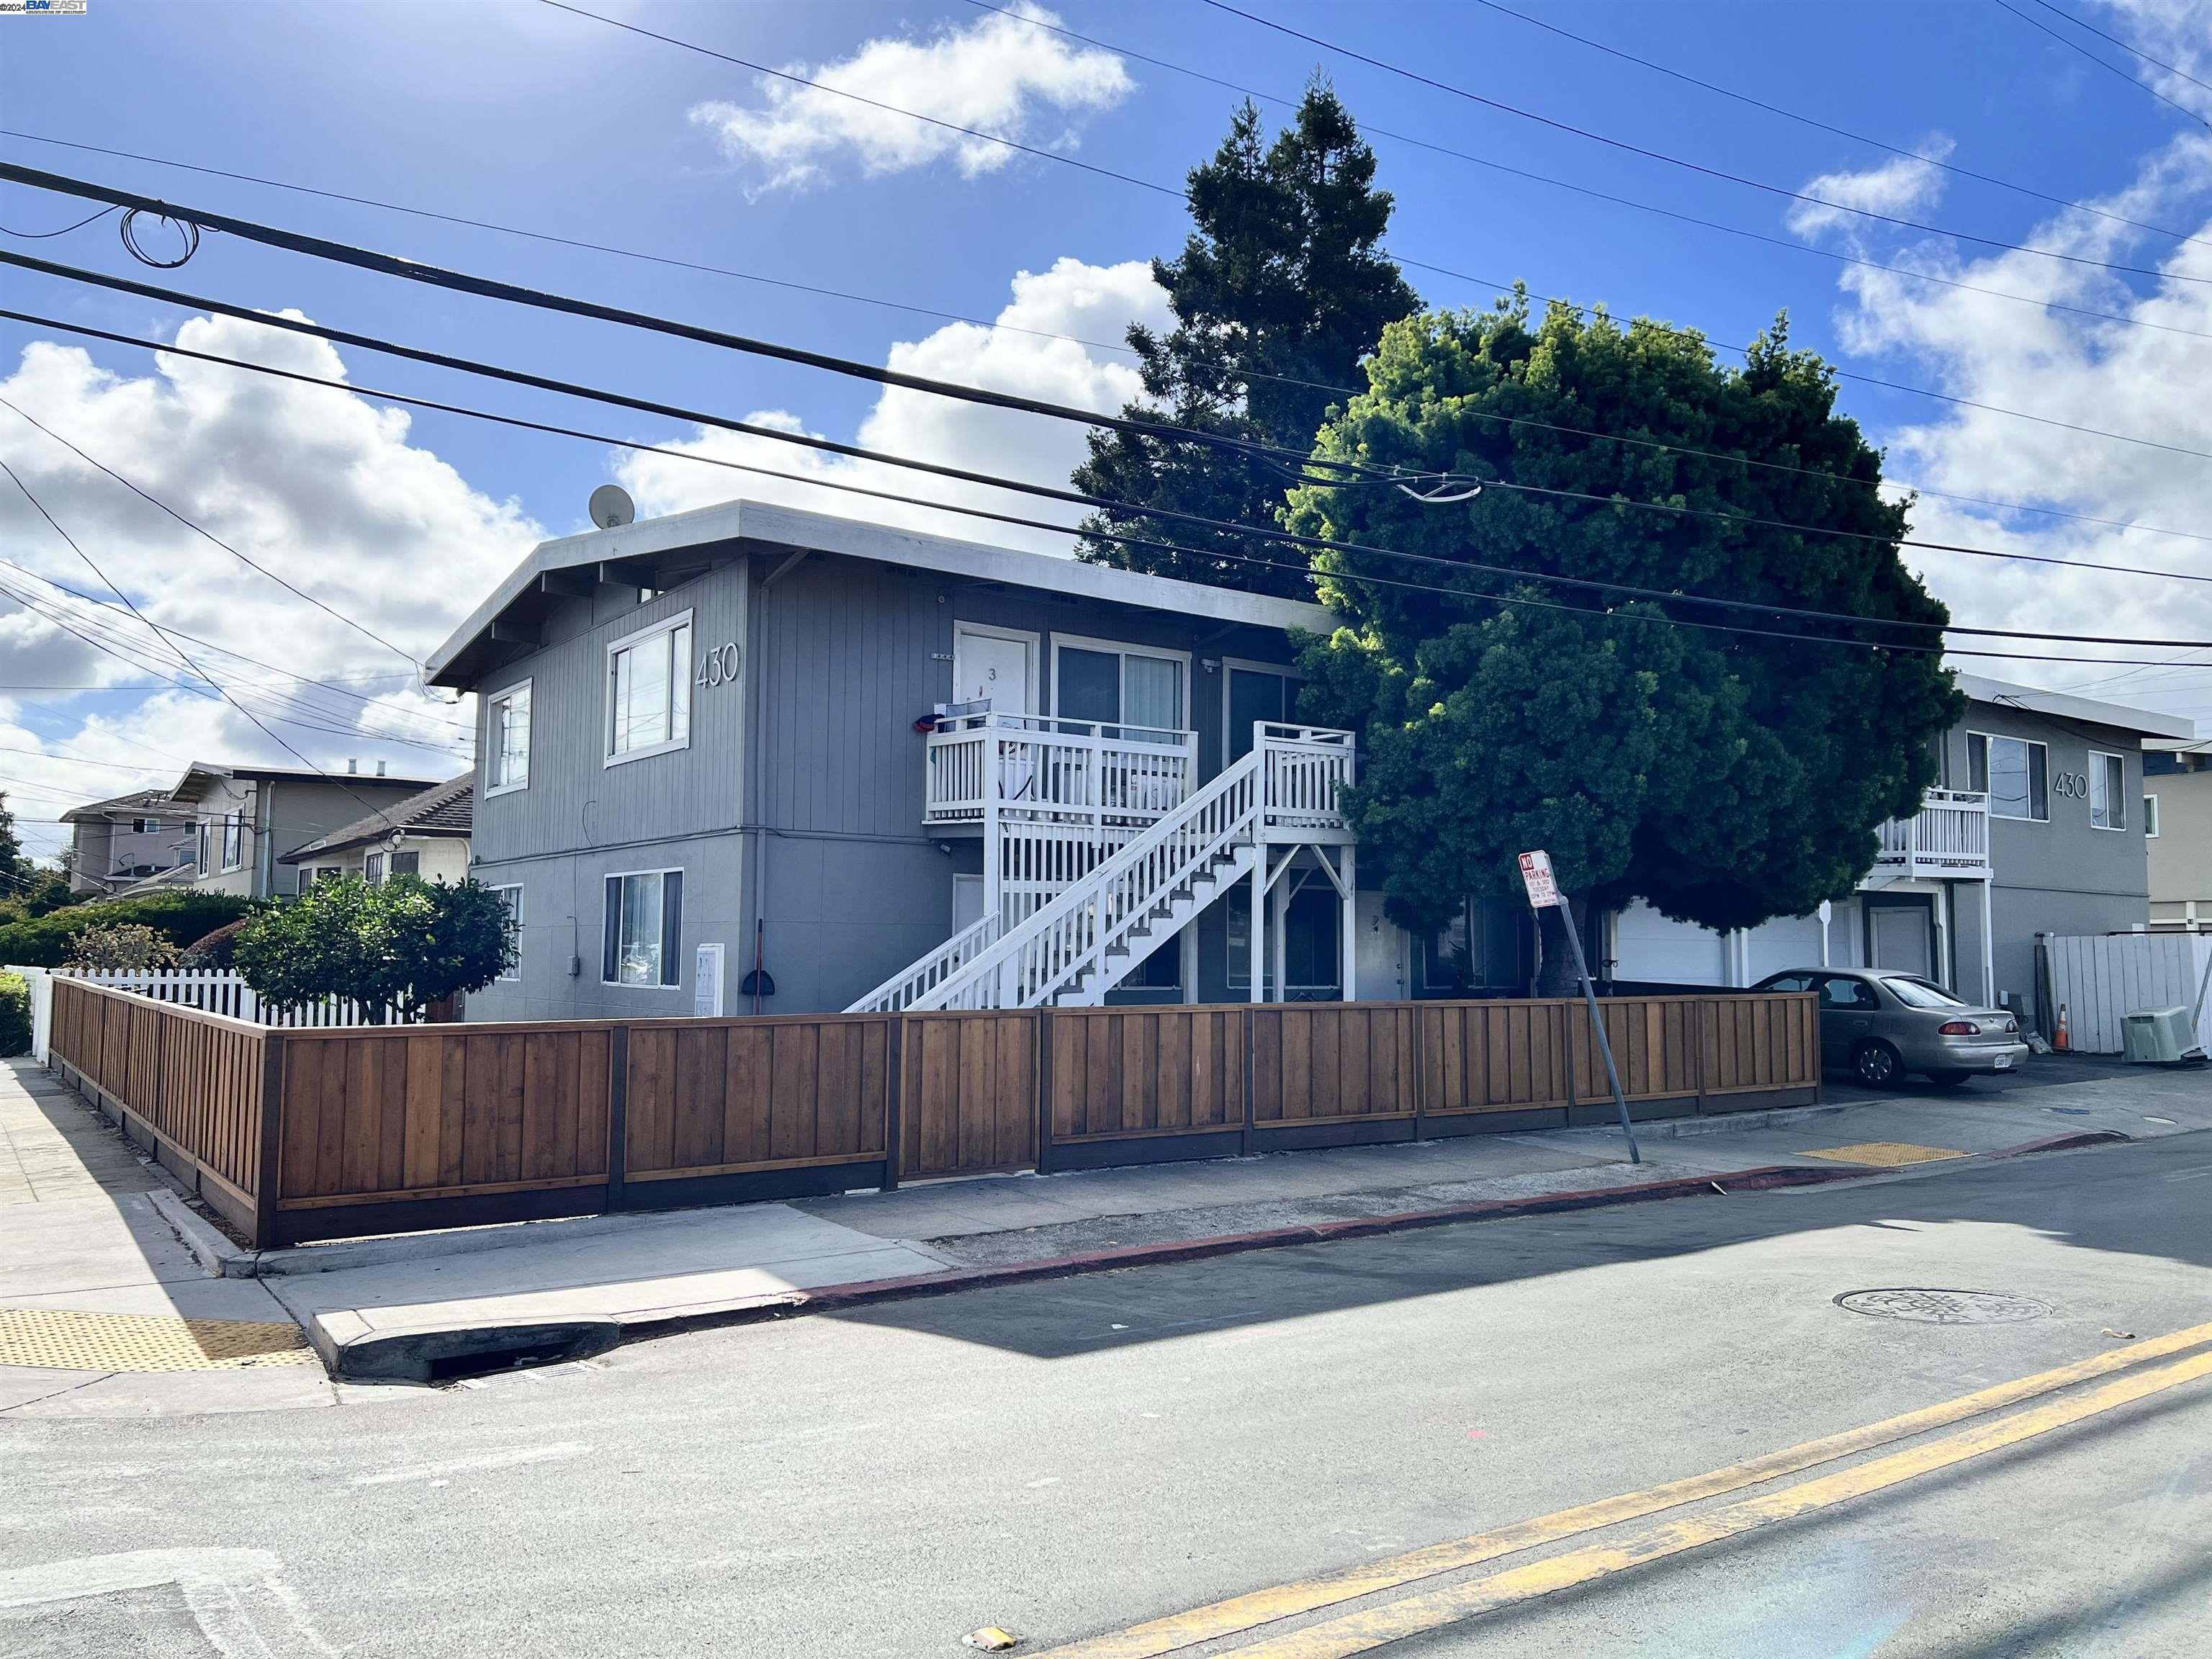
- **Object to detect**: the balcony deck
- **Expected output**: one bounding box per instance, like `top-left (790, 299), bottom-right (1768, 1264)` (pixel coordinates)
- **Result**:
top-left (924, 709), bottom-right (1197, 832)
top-left (1866, 788), bottom-right (1992, 881)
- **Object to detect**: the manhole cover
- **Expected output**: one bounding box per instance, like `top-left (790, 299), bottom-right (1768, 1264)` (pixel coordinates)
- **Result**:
top-left (1835, 1288), bottom-right (2052, 1325)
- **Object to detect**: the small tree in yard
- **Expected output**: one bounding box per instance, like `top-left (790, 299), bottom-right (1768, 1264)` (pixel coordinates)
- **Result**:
top-left (64, 923), bottom-right (181, 972)
top-left (1291, 300), bottom-right (1963, 993)
top-left (234, 876), bottom-right (514, 1022)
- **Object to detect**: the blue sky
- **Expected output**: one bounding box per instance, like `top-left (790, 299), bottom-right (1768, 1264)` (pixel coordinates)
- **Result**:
top-left (1, 0), bottom-right (2209, 860)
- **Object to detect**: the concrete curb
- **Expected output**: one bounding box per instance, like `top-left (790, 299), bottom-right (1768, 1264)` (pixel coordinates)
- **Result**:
top-left (304, 1129), bottom-right (2141, 1381)
top-left (146, 1189), bottom-right (253, 1278)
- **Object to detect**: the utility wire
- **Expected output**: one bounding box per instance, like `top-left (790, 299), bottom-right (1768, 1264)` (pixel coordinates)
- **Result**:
top-left (0, 166), bottom-right (1454, 495)
top-left (10, 141), bottom-right (2212, 483)
top-left (0, 202), bottom-right (115, 239)
top-left (1995, 0), bottom-right (2212, 130)
top-left (0, 397), bottom-right (425, 670)
top-left (2023, 0), bottom-right (2212, 95)
top-left (545, 0), bottom-right (2212, 344)
top-left (1200, 0), bottom-right (2212, 272)
top-left (1457, 0), bottom-right (2212, 246)
top-left (15, 260), bottom-right (2212, 621)
top-left (6, 302), bottom-right (2207, 674)
top-left (11, 132), bottom-right (2212, 546)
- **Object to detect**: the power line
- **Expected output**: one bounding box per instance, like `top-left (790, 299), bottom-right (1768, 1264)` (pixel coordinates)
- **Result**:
top-left (1199, 0), bottom-right (2212, 282)
top-left (17, 254), bottom-right (2212, 614)
top-left (2023, 0), bottom-right (2212, 95)
top-left (0, 168), bottom-right (1446, 496)
top-left (1457, 0), bottom-right (2212, 247)
top-left (7, 302), bottom-right (2208, 675)
top-left (11, 130), bottom-right (2212, 547)
top-left (0, 397), bottom-right (425, 670)
top-left (541, 0), bottom-right (2212, 346)
top-left (0, 475), bottom-right (436, 836)
top-left (1995, 0), bottom-right (2212, 130)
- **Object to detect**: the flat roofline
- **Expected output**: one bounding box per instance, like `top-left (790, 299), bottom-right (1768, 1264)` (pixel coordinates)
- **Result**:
top-left (427, 498), bottom-right (1332, 688)
top-left (1956, 673), bottom-right (2195, 742)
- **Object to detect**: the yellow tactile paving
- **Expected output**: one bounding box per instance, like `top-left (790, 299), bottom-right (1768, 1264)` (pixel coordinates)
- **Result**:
top-left (0, 1307), bottom-right (320, 1372)
top-left (1799, 1141), bottom-right (1969, 1168)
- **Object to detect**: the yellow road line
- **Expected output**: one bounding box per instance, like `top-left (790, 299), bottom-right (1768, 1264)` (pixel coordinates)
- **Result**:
top-left (1236, 1346), bottom-right (2212, 1658)
top-left (1035, 1318), bottom-right (2212, 1659)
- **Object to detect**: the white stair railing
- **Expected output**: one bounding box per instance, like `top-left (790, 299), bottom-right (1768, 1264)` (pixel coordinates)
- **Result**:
top-left (915, 750), bottom-right (1265, 1010)
top-left (847, 914), bottom-right (1000, 1014)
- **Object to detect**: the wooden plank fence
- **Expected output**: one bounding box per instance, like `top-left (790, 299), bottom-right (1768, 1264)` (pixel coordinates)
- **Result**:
top-left (43, 976), bottom-right (1819, 1249)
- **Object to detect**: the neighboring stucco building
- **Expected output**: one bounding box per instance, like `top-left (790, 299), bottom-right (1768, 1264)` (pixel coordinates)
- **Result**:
top-left (2146, 742), bottom-right (2212, 932)
top-left (279, 774), bottom-right (473, 888)
top-left (427, 497), bottom-right (2195, 1024)
top-left (167, 761), bottom-right (444, 899)
top-left (60, 789), bottom-right (192, 894)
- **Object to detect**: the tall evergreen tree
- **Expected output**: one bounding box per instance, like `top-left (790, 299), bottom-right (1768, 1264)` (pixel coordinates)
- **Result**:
top-left (0, 793), bottom-right (23, 888)
top-left (1074, 84), bottom-right (1417, 598)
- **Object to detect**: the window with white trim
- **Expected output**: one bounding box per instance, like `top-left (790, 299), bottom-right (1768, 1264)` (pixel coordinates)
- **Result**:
top-left (603, 868), bottom-right (683, 986)
top-left (1052, 636), bottom-right (1187, 741)
top-left (1967, 732), bottom-right (2048, 822)
top-left (485, 679), bottom-right (531, 794)
top-left (364, 851), bottom-right (386, 886)
top-left (220, 814), bottom-right (244, 871)
top-left (132, 817), bottom-right (164, 834)
top-left (392, 850), bottom-right (421, 878)
top-left (2089, 750), bottom-right (2126, 831)
top-left (492, 884), bottom-right (523, 981)
top-left (2146, 793), bottom-right (2160, 838)
top-left (197, 822), bottom-right (212, 876)
top-left (606, 612), bottom-right (692, 763)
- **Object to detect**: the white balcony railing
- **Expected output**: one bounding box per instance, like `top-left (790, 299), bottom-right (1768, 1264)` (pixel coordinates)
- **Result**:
top-left (924, 709), bottom-right (1197, 830)
top-left (1870, 788), bottom-right (1992, 878)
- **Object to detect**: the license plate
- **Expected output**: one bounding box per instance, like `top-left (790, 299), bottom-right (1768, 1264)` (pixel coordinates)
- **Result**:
top-left (1992, 1054), bottom-right (2013, 1070)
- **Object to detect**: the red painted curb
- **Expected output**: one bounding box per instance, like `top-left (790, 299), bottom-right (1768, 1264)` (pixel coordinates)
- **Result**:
top-left (626, 1132), bottom-right (2139, 1343)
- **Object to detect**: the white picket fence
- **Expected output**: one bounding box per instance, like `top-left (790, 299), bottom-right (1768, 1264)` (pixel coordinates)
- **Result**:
top-left (35, 967), bottom-right (393, 1031)
top-left (2041, 932), bottom-right (2212, 1055)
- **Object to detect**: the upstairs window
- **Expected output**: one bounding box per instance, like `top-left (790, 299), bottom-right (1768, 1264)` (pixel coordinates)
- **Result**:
top-left (603, 869), bottom-right (683, 986)
top-left (1967, 733), bottom-right (2047, 822)
top-left (2090, 750), bottom-right (2126, 831)
top-left (1053, 637), bottom-right (1187, 743)
top-left (2146, 794), bottom-right (2161, 838)
top-left (220, 814), bottom-right (244, 871)
top-left (485, 680), bottom-right (531, 794)
top-left (606, 612), bottom-right (692, 765)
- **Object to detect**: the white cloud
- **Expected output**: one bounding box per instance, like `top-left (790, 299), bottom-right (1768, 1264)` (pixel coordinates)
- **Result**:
top-left (1784, 136), bottom-right (1955, 241)
top-left (617, 256), bottom-right (1172, 553)
top-left (688, 3), bottom-right (1133, 193)
top-left (1784, 22), bottom-right (2212, 732)
top-left (0, 312), bottom-right (541, 824)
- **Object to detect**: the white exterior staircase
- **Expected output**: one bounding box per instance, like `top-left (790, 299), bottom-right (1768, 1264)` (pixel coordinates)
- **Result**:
top-left (850, 724), bottom-right (1355, 1012)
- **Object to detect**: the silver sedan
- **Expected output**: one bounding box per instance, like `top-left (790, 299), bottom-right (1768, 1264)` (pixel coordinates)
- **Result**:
top-left (1751, 968), bottom-right (2030, 1089)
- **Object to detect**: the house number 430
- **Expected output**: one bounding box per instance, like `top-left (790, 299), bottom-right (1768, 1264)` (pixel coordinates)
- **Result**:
top-left (694, 642), bottom-right (741, 688)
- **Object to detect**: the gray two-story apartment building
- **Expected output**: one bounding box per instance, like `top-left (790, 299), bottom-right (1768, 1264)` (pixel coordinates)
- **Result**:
top-left (61, 789), bottom-right (193, 894)
top-left (166, 761), bottom-right (445, 899)
top-left (431, 497), bottom-right (2195, 1022)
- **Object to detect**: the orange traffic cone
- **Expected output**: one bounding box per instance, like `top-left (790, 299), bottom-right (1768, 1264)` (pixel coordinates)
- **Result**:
top-left (2054, 1002), bottom-right (2071, 1052)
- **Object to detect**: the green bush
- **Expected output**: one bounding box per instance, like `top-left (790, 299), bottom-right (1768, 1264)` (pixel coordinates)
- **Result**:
top-left (235, 876), bottom-right (514, 1022)
top-left (0, 972), bottom-right (30, 1059)
top-left (0, 891), bottom-right (252, 968)
top-left (63, 923), bottom-right (182, 972)
top-left (181, 917), bottom-right (253, 968)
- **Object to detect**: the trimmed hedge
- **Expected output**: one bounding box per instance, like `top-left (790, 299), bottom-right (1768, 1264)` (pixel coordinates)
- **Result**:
top-left (0, 972), bottom-right (28, 1058)
top-left (0, 891), bottom-right (254, 968)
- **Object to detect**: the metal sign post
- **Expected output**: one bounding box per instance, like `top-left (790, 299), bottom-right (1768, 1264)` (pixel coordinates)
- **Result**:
top-left (1519, 852), bottom-right (1640, 1166)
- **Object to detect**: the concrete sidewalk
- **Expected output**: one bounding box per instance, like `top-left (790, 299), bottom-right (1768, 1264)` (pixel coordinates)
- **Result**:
top-left (11, 1052), bottom-right (2211, 1397)
top-left (253, 1054), bottom-right (2212, 1381)
top-left (0, 1063), bottom-right (337, 1419)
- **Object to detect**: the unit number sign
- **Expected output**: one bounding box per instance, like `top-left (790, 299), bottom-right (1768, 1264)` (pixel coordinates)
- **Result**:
top-left (694, 642), bottom-right (742, 688)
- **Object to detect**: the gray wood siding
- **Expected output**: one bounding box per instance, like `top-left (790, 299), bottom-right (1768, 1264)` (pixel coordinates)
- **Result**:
top-left (469, 571), bottom-right (750, 870)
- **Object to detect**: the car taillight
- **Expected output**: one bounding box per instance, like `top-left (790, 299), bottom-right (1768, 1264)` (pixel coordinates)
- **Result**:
top-left (2004, 1018), bottom-right (2018, 1033)
top-left (1938, 1020), bottom-right (1980, 1036)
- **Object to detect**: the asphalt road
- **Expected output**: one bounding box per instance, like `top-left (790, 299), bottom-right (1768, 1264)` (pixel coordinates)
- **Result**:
top-left (5, 1131), bottom-right (2211, 1658)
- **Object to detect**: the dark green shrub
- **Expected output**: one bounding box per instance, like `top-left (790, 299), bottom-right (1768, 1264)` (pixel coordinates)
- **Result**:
top-left (0, 972), bottom-right (30, 1058)
top-left (0, 891), bottom-right (252, 968)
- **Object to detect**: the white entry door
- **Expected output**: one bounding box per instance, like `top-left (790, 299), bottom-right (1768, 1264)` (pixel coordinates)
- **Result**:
top-left (953, 626), bottom-right (1034, 714)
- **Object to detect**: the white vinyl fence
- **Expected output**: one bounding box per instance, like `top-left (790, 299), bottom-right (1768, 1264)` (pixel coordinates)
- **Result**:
top-left (2040, 932), bottom-right (2212, 1054)
top-left (22, 967), bottom-right (395, 1035)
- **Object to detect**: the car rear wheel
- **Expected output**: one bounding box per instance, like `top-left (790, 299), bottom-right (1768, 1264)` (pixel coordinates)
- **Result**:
top-left (1925, 1070), bottom-right (1972, 1089)
top-left (1851, 1040), bottom-right (1902, 1089)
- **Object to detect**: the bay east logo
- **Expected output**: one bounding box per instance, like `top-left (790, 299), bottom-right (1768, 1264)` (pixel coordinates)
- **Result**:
top-left (1, 0), bottom-right (89, 13)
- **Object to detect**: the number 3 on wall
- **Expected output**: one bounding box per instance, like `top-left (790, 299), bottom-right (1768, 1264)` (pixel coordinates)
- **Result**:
top-left (695, 642), bottom-right (742, 688)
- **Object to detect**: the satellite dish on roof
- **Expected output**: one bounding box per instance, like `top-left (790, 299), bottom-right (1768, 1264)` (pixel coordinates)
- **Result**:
top-left (588, 484), bottom-right (636, 530)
